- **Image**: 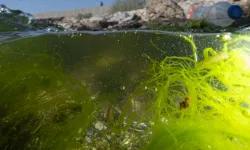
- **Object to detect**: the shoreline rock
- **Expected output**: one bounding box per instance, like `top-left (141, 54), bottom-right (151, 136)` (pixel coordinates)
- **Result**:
top-left (32, 9), bottom-right (148, 31)
top-left (32, 0), bottom-right (250, 32)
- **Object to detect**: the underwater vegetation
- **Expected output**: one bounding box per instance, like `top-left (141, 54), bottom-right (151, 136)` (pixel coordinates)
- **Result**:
top-left (131, 34), bottom-right (250, 149)
top-left (0, 31), bottom-right (250, 150)
top-left (0, 44), bottom-right (95, 149)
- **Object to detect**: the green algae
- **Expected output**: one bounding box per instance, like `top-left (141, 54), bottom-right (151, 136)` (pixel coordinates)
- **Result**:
top-left (0, 43), bottom-right (95, 149)
top-left (139, 35), bottom-right (250, 149)
top-left (1, 32), bottom-right (249, 149)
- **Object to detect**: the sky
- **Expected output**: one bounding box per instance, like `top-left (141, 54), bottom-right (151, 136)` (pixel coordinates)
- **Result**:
top-left (0, 0), bottom-right (114, 14)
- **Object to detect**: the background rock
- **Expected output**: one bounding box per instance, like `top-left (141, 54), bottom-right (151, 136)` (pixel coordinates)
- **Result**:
top-left (32, 0), bottom-right (250, 31)
top-left (32, 9), bottom-right (147, 31)
top-left (146, 0), bottom-right (186, 24)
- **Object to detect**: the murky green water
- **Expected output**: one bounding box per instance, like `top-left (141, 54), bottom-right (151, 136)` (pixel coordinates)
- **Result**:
top-left (2, 4), bottom-right (250, 149)
top-left (0, 30), bottom-right (227, 149)
top-left (1, 4), bottom-right (250, 149)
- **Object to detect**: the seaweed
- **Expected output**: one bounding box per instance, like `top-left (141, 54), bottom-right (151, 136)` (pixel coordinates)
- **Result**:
top-left (141, 34), bottom-right (250, 149)
top-left (0, 46), bottom-right (95, 149)
top-left (109, 34), bottom-right (250, 149)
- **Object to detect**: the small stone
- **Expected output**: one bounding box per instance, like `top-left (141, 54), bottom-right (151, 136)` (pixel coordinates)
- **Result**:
top-left (106, 135), bottom-right (111, 140)
top-left (85, 136), bottom-right (91, 143)
top-left (138, 122), bottom-right (148, 129)
top-left (91, 96), bottom-right (96, 100)
top-left (94, 121), bottom-right (106, 130)
top-left (161, 117), bottom-right (168, 124)
top-left (78, 128), bottom-right (82, 134)
top-left (87, 128), bottom-right (94, 136)
top-left (120, 86), bottom-right (126, 90)
top-left (122, 135), bottom-right (131, 145)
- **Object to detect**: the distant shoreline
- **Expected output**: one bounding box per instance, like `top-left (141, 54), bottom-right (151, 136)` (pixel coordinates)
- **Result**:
top-left (33, 6), bottom-right (111, 19)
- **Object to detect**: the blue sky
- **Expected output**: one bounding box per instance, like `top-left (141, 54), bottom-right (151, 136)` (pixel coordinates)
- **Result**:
top-left (0, 0), bottom-right (114, 14)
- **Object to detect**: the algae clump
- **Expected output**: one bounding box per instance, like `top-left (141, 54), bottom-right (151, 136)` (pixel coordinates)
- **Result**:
top-left (0, 46), bottom-right (95, 149)
top-left (141, 35), bottom-right (250, 150)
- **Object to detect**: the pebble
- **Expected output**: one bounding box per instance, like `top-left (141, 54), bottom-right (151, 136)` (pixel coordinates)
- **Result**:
top-left (138, 122), bottom-right (148, 129)
top-left (78, 128), bottom-right (82, 134)
top-left (85, 136), bottom-right (92, 143)
top-left (106, 135), bottom-right (111, 140)
top-left (94, 121), bottom-right (107, 130)
top-left (120, 86), bottom-right (126, 90)
top-left (87, 128), bottom-right (94, 136)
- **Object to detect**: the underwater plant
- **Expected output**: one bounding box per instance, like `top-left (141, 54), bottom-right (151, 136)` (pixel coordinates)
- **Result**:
top-left (1, 32), bottom-right (250, 150)
top-left (0, 46), bottom-right (95, 149)
top-left (138, 34), bottom-right (250, 149)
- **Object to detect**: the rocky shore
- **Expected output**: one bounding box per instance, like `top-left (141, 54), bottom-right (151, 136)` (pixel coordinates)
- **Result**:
top-left (32, 0), bottom-right (250, 31)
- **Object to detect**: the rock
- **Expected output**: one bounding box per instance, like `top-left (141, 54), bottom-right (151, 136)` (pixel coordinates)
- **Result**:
top-left (106, 11), bottom-right (145, 30)
top-left (32, 9), bottom-right (147, 31)
top-left (146, 0), bottom-right (186, 24)
top-left (107, 9), bottom-right (146, 24)
top-left (108, 12), bottom-right (130, 23)
top-left (78, 19), bottom-right (102, 31)
top-left (32, 17), bottom-right (64, 26)
top-left (57, 22), bottom-right (71, 30)
top-left (85, 136), bottom-right (92, 143)
top-left (99, 20), bottom-right (118, 28)
top-left (87, 128), bottom-right (94, 136)
top-left (127, 9), bottom-right (148, 22)
top-left (111, 19), bottom-right (143, 30)
top-left (98, 12), bottom-right (114, 20)
top-left (94, 121), bottom-right (107, 130)
top-left (32, 0), bottom-right (250, 31)
top-left (54, 17), bottom-right (102, 31)
top-left (109, 11), bottom-right (145, 30)
top-left (89, 16), bottom-right (104, 22)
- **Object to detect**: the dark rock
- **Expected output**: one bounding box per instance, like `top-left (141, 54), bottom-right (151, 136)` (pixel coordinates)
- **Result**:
top-left (131, 14), bottom-right (141, 21)
top-left (112, 20), bottom-right (143, 30)
top-left (99, 20), bottom-right (118, 28)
